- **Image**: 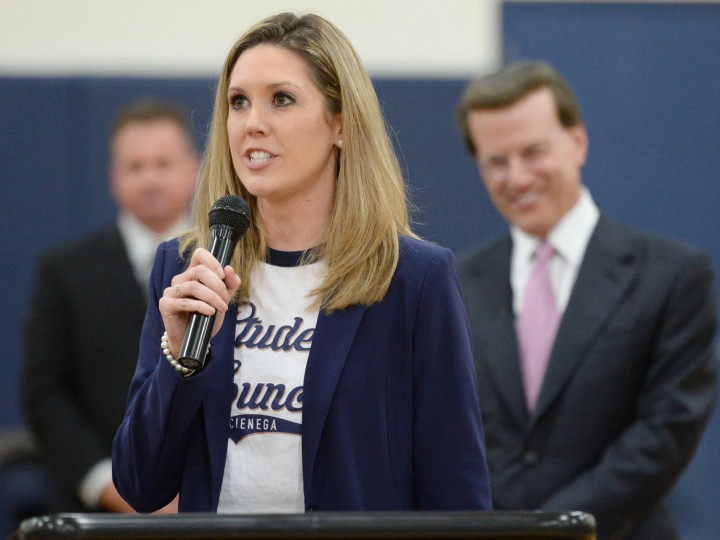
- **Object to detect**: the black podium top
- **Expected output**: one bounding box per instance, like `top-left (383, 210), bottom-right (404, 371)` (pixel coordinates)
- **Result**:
top-left (17, 511), bottom-right (596, 539)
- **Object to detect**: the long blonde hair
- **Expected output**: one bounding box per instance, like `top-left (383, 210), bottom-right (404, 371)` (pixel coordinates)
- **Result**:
top-left (182, 12), bottom-right (415, 312)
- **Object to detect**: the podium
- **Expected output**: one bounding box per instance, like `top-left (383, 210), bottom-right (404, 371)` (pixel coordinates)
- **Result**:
top-left (17, 511), bottom-right (596, 539)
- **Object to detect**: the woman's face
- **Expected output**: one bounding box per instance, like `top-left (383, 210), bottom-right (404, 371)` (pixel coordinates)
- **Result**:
top-left (226, 44), bottom-right (342, 211)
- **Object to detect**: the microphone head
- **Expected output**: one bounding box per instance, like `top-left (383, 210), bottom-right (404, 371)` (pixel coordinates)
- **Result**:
top-left (208, 195), bottom-right (251, 236)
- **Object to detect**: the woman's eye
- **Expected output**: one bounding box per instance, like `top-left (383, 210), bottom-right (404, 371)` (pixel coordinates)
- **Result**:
top-left (229, 94), bottom-right (248, 110)
top-left (274, 92), bottom-right (294, 107)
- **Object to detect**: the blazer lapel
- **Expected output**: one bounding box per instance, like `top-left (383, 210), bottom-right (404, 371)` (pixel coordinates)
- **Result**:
top-left (471, 238), bottom-right (529, 428)
top-left (205, 304), bottom-right (239, 506)
top-left (533, 216), bottom-right (640, 420)
top-left (301, 304), bottom-right (365, 494)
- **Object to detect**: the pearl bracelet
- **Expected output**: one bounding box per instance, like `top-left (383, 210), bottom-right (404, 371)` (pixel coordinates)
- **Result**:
top-left (161, 331), bottom-right (195, 377)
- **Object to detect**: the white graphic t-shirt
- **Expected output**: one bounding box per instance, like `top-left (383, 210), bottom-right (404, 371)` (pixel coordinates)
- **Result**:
top-left (217, 249), bottom-right (323, 513)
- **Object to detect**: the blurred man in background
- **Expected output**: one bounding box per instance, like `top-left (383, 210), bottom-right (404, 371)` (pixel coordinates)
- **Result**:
top-left (456, 61), bottom-right (717, 539)
top-left (22, 99), bottom-right (199, 512)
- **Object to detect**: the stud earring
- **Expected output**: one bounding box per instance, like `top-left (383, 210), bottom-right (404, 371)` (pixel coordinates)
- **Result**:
top-left (337, 140), bottom-right (343, 148)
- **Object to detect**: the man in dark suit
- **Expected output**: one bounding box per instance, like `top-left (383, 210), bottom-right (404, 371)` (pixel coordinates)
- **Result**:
top-left (22, 99), bottom-right (199, 513)
top-left (456, 61), bottom-right (717, 539)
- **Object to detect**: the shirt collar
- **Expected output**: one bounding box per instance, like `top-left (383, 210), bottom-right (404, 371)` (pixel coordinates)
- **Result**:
top-left (510, 186), bottom-right (600, 267)
top-left (117, 210), bottom-right (189, 274)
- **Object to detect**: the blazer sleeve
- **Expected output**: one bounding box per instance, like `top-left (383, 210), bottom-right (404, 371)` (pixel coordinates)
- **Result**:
top-left (541, 249), bottom-right (718, 537)
top-left (112, 242), bottom-right (210, 512)
top-left (410, 245), bottom-right (493, 510)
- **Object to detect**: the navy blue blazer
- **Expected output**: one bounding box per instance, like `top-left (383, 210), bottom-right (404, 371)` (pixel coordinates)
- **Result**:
top-left (113, 235), bottom-right (491, 513)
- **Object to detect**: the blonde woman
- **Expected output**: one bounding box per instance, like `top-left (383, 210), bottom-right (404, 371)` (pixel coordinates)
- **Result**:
top-left (113, 12), bottom-right (490, 513)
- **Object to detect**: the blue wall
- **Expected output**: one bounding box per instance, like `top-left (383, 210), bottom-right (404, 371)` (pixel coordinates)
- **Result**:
top-left (0, 76), bottom-right (505, 430)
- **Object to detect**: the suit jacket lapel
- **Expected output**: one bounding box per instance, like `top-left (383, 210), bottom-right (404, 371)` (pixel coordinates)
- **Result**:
top-left (471, 238), bottom-right (529, 428)
top-left (533, 216), bottom-right (640, 420)
top-left (301, 304), bottom-right (365, 494)
top-left (106, 228), bottom-right (147, 316)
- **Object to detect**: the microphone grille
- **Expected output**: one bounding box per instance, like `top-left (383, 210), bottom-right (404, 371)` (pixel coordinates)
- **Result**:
top-left (208, 195), bottom-right (251, 234)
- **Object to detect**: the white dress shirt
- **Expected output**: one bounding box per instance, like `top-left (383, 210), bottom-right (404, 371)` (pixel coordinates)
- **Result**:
top-left (117, 210), bottom-right (190, 293)
top-left (510, 187), bottom-right (600, 317)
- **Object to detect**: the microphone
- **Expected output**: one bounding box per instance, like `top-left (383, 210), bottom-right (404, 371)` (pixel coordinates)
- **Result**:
top-left (178, 195), bottom-right (251, 371)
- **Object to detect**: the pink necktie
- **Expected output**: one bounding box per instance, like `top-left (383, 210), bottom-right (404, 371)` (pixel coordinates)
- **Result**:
top-left (517, 241), bottom-right (560, 413)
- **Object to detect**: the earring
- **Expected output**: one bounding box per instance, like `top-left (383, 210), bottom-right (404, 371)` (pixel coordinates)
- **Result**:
top-left (337, 140), bottom-right (343, 148)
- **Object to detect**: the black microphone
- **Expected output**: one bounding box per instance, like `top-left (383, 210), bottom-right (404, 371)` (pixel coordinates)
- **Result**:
top-left (178, 195), bottom-right (251, 371)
